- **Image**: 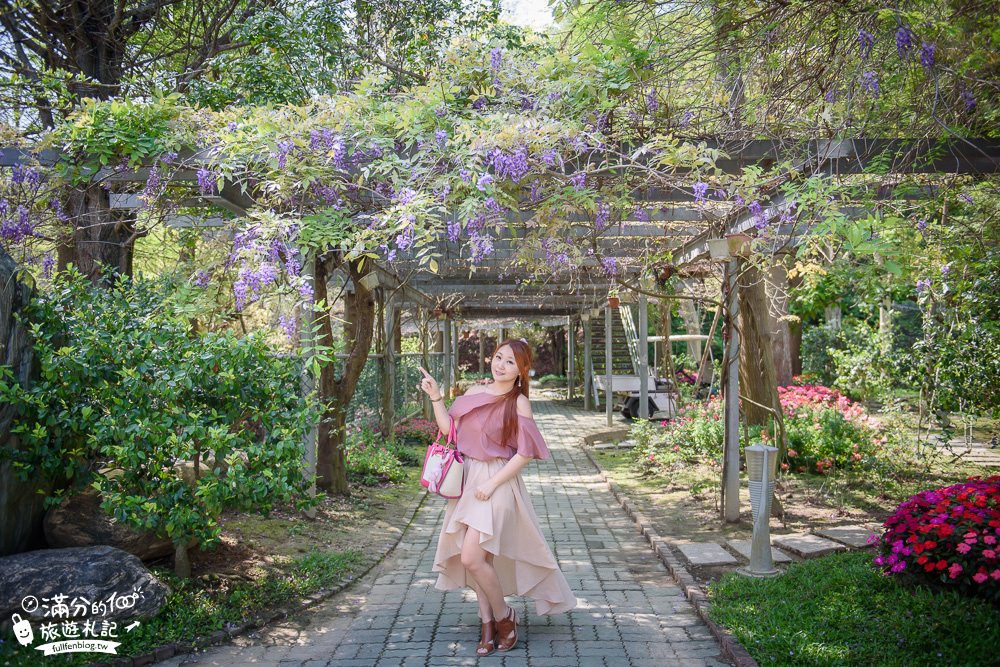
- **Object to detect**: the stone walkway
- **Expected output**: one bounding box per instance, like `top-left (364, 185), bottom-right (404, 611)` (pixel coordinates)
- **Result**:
top-left (159, 399), bottom-right (732, 667)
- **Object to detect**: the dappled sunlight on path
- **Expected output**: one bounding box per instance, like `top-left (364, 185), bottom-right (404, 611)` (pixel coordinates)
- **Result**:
top-left (160, 398), bottom-right (732, 667)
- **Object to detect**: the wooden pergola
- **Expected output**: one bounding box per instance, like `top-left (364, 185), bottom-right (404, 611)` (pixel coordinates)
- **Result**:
top-left (5, 137), bottom-right (999, 520)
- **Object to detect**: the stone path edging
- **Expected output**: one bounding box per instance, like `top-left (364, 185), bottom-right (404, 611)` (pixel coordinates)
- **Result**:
top-left (580, 439), bottom-right (759, 667)
top-left (90, 489), bottom-right (430, 667)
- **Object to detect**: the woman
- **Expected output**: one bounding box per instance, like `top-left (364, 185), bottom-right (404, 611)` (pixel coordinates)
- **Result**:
top-left (417, 339), bottom-right (576, 656)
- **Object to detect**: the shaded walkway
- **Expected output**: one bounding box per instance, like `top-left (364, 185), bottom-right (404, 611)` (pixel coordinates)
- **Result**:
top-left (162, 399), bottom-right (731, 667)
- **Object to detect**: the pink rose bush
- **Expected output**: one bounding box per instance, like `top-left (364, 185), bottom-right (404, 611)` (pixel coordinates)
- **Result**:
top-left (873, 476), bottom-right (1000, 601)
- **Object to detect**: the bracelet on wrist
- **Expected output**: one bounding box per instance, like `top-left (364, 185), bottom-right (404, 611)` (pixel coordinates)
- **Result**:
top-left (430, 395), bottom-right (443, 402)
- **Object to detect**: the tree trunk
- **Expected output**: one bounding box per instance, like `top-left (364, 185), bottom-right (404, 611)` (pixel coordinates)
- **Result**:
top-left (62, 185), bottom-right (136, 284)
top-left (314, 256), bottom-right (377, 495)
top-left (679, 297), bottom-right (703, 364)
top-left (767, 263), bottom-right (794, 387)
top-left (738, 263), bottom-right (783, 439)
top-left (659, 300), bottom-right (673, 380)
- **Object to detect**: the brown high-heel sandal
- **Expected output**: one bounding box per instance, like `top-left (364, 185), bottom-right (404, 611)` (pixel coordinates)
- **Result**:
top-left (496, 607), bottom-right (518, 652)
top-left (477, 619), bottom-right (497, 656)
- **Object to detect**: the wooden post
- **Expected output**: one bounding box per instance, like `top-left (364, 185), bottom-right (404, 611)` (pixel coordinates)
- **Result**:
top-left (768, 263), bottom-right (793, 387)
top-left (478, 332), bottom-right (485, 373)
top-left (639, 294), bottom-right (649, 419)
top-left (380, 290), bottom-right (398, 436)
top-left (584, 315), bottom-right (593, 410)
top-left (605, 305), bottom-right (613, 427)
top-left (443, 316), bottom-right (453, 399)
top-left (298, 250), bottom-right (317, 518)
top-left (421, 310), bottom-right (431, 420)
top-left (679, 295), bottom-right (703, 364)
top-left (723, 256), bottom-right (741, 522)
top-left (567, 317), bottom-right (575, 400)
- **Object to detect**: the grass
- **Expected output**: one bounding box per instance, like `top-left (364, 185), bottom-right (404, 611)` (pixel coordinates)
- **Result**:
top-left (1, 449), bottom-right (430, 667)
top-left (0, 550), bottom-right (364, 667)
top-left (708, 551), bottom-right (1000, 667)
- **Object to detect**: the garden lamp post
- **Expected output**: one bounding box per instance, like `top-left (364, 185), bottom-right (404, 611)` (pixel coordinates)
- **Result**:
top-left (740, 444), bottom-right (780, 577)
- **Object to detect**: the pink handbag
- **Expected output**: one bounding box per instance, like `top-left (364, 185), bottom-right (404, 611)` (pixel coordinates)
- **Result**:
top-left (420, 417), bottom-right (465, 498)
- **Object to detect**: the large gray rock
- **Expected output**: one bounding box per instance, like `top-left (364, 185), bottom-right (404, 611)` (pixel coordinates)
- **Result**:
top-left (0, 546), bottom-right (170, 633)
top-left (0, 247), bottom-right (50, 557)
top-left (44, 487), bottom-right (174, 562)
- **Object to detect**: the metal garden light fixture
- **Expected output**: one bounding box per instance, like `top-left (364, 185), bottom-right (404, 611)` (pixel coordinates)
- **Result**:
top-left (739, 443), bottom-right (780, 577)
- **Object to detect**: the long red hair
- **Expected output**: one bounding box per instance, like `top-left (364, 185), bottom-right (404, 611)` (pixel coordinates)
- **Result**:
top-left (493, 339), bottom-right (532, 449)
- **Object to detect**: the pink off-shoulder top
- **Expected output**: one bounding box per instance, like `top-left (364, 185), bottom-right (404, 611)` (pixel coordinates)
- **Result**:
top-left (447, 391), bottom-right (550, 462)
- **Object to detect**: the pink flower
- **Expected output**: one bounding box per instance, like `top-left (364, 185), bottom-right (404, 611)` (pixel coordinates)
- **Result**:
top-left (787, 449), bottom-right (798, 458)
top-left (991, 569), bottom-right (1000, 581)
top-left (973, 572), bottom-right (989, 584)
top-left (984, 535), bottom-right (996, 545)
top-left (948, 562), bottom-right (963, 578)
top-left (984, 549), bottom-right (996, 559)
top-left (956, 542), bottom-right (972, 554)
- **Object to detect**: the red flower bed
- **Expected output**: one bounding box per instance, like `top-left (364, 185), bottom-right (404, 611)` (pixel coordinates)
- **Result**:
top-left (874, 476), bottom-right (1000, 601)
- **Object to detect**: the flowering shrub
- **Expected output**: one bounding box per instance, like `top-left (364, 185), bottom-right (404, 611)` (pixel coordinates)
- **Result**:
top-left (344, 423), bottom-right (405, 486)
top-left (779, 385), bottom-right (879, 474)
top-left (874, 477), bottom-right (1000, 601)
top-left (393, 418), bottom-right (439, 445)
top-left (632, 384), bottom-right (885, 477)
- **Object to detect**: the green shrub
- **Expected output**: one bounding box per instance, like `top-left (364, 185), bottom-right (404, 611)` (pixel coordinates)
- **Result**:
top-left (0, 270), bottom-right (318, 554)
top-left (344, 422), bottom-right (406, 485)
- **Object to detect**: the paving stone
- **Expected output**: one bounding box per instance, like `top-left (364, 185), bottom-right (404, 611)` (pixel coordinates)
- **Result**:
top-left (815, 525), bottom-right (878, 548)
top-left (772, 532), bottom-right (847, 558)
top-left (677, 542), bottom-right (740, 566)
top-left (153, 398), bottom-right (731, 667)
top-left (725, 539), bottom-right (793, 563)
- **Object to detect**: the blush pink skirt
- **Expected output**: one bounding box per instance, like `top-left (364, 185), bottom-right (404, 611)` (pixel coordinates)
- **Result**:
top-left (432, 456), bottom-right (577, 615)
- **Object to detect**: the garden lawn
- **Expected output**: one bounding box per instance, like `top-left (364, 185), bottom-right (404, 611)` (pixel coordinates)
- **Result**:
top-left (708, 551), bottom-right (1000, 667)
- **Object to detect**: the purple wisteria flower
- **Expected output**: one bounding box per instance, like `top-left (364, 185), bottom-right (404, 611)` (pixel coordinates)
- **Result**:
top-left (645, 89), bottom-right (659, 113)
top-left (917, 218), bottom-right (928, 232)
top-left (570, 172), bottom-right (586, 191)
top-left (681, 110), bottom-right (693, 127)
top-left (460, 169), bottom-right (472, 183)
top-left (197, 169), bottom-right (217, 195)
top-left (861, 71), bottom-right (879, 96)
top-left (530, 180), bottom-right (542, 202)
top-left (447, 220), bottom-right (462, 242)
top-left (961, 90), bottom-right (976, 111)
top-left (476, 173), bottom-right (494, 191)
top-left (276, 140), bottom-right (294, 169)
top-left (601, 256), bottom-right (618, 276)
top-left (434, 106), bottom-right (448, 117)
top-left (397, 188), bottom-right (417, 205)
top-left (227, 121), bottom-right (238, 131)
top-left (693, 181), bottom-right (709, 204)
top-left (194, 270), bottom-right (212, 287)
top-left (959, 193), bottom-right (974, 204)
top-left (395, 224), bottom-right (414, 251)
top-left (41, 253), bottom-right (55, 279)
top-left (920, 42), bottom-right (935, 70)
top-left (595, 202), bottom-right (611, 231)
top-left (548, 91), bottom-right (562, 102)
top-left (916, 279), bottom-right (931, 293)
top-left (541, 148), bottom-right (559, 167)
top-left (472, 97), bottom-right (486, 111)
top-left (858, 29), bottom-right (875, 61)
top-left (435, 129), bottom-right (448, 147)
top-left (940, 264), bottom-right (951, 276)
top-left (468, 232), bottom-right (494, 262)
top-left (490, 48), bottom-right (503, 71)
top-left (278, 314), bottom-right (298, 340)
top-left (488, 147), bottom-right (530, 183)
top-left (49, 198), bottom-right (69, 222)
top-left (0, 205), bottom-right (34, 243)
top-left (824, 89), bottom-right (837, 103)
top-left (896, 26), bottom-right (916, 58)
top-left (633, 206), bottom-right (649, 223)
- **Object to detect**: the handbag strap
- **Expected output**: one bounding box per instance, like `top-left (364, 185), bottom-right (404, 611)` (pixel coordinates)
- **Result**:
top-left (433, 416), bottom-right (458, 449)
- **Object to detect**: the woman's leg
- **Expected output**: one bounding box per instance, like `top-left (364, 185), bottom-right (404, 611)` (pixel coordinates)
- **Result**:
top-left (460, 526), bottom-right (508, 620)
top-left (467, 577), bottom-right (494, 621)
